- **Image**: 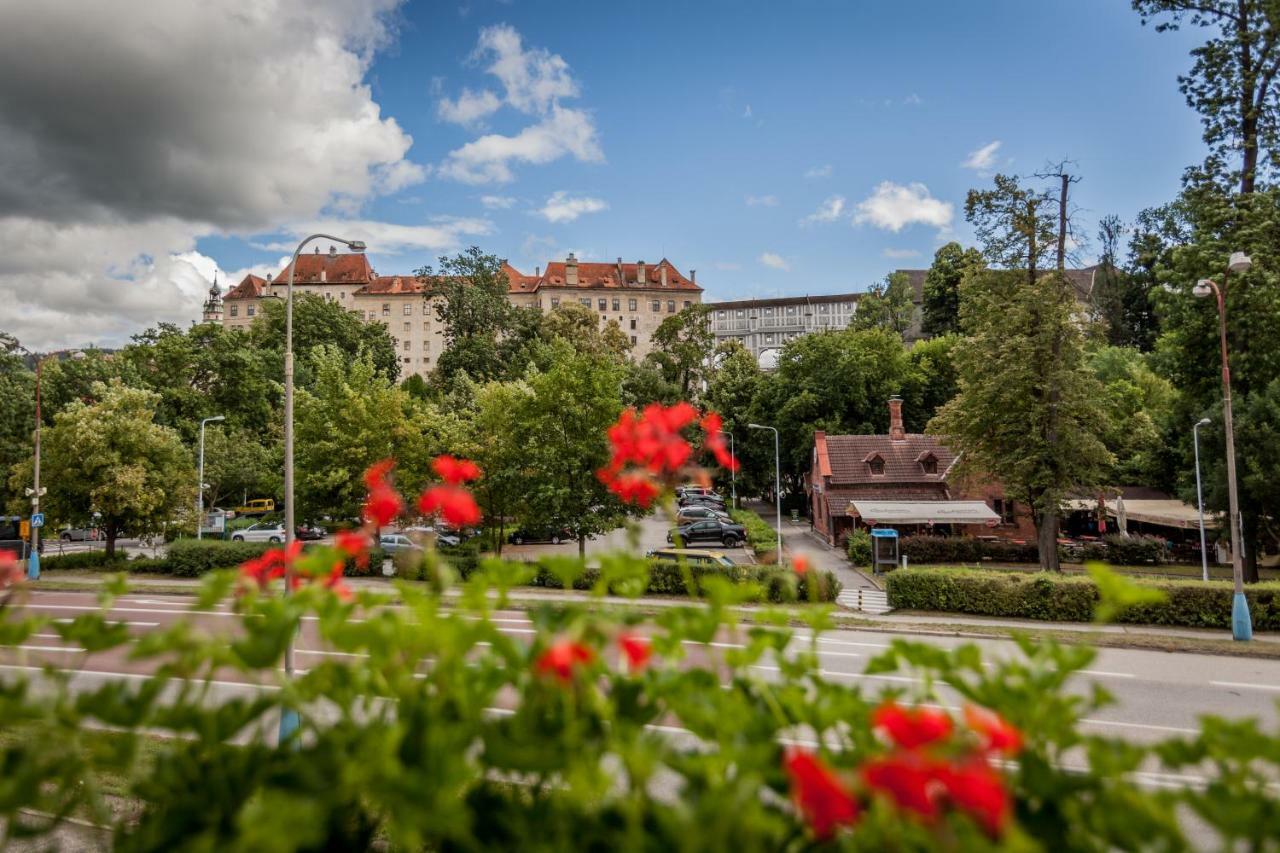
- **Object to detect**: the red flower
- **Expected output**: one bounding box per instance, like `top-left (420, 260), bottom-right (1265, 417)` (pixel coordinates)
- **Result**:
top-left (239, 541), bottom-right (302, 590)
top-left (964, 705), bottom-right (1023, 757)
top-left (535, 639), bottom-right (595, 683)
top-left (432, 454), bottom-right (482, 485)
top-left (335, 530), bottom-right (370, 570)
top-left (872, 701), bottom-right (953, 750)
top-left (363, 459), bottom-right (395, 491)
top-left (860, 753), bottom-right (945, 822)
top-left (618, 632), bottom-right (652, 671)
top-left (606, 403), bottom-right (696, 476)
top-left (418, 485), bottom-right (482, 527)
top-left (604, 471), bottom-right (660, 508)
top-left (701, 411), bottom-right (740, 472)
top-left (937, 760), bottom-right (1012, 837)
top-left (363, 486), bottom-right (403, 528)
top-left (792, 554), bottom-right (811, 576)
top-left (783, 748), bottom-right (860, 839)
top-left (0, 549), bottom-right (23, 590)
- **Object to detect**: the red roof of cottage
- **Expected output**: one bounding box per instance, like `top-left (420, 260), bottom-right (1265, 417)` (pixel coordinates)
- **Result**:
top-left (224, 274), bottom-right (268, 300)
top-left (354, 276), bottom-right (424, 296)
top-left (506, 258), bottom-right (701, 294)
top-left (821, 434), bottom-right (955, 486)
top-left (275, 250), bottom-right (376, 285)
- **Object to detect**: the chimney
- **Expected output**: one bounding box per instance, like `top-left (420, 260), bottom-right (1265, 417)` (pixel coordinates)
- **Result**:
top-left (888, 395), bottom-right (905, 441)
top-left (314, 246), bottom-right (320, 254)
top-left (566, 252), bottom-right (578, 286)
top-left (660, 264), bottom-right (668, 287)
top-left (637, 259), bottom-right (646, 285)
top-left (535, 266), bottom-right (541, 277)
top-left (320, 269), bottom-right (326, 282)
top-left (329, 244), bottom-right (337, 256)
top-left (690, 269), bottom-right (696, 283)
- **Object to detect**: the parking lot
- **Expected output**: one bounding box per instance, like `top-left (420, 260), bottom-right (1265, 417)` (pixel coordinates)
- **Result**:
top-left (500, 512), bottom-right (754, 565)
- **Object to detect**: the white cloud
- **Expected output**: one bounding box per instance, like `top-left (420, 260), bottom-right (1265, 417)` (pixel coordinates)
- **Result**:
top-left (262, 217), bottom-right (493, 255)
top-left (853, 181), bottom-right (954, 233)
top-left (436, 25), bottom-right (601, 184)
top-left (0, 0), bottom-right (428, 350)
top-left (537, 191), bottom-right (608, 224)
top-left (804, 164), bottom-right (833, 179)
top-left (882, 248), bottom-right (921, 259)
top-left (759, 252), bottom-right (789, 271)
top-left (963, 140), bottom-right (1002, 171)
top-left (437, 87), bottom-right (502, 126)
top-left (801, 195), bottom-right (847, 225)
top-left (903, 93), bottom-right (923, 105)
top-left (745, 194), bottom-right (779, 207)
top-left (743, 104), bottom-right (753, 118)
top-left (480, 194), bottom-right (517, 209)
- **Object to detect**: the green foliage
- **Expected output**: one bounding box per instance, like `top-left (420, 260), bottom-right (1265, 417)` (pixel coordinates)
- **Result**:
top-left (251, 292), bottom-right (399, 384)
top-left (921, 242), bottom-right (985, 337)
top-left (729, 508), bottom-right (779, 561)
top-left (0, 344), bottom-right (34, 511)
top-left (849, 271), bottom-right (917, 337)
top-left (645, 303), bottom-right (715, 398)
top-left (419, 246), bottom-right (515, 384)
top-left (1080, 534), bottom-right (1169, 566)
top-left (524, 558), bottom-right (840, 602)
top-left (844, 528), bottom-right (872, 566)
top-left (199, 423), bottom-right (281, 512)
top-left (38, 550), bottom-right (131, 570)
top-left (1088, 346), bottom-right (1177, 485)
top-left (165, 539), bottom-right (273, 577)
top-left (1086, 562), bottom-right (1169, 623)
top-left (885, 566), bottom-right (1280, 628)
top-left (899, 534), bottom-right (1040, 565)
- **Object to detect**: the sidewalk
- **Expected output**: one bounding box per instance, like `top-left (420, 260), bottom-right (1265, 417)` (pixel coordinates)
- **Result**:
top-left (739, 500), bottom-right (880, 591)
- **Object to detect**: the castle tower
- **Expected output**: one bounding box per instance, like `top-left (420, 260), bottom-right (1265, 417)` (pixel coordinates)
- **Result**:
top-left (201, 274), bottom-right (223, 323)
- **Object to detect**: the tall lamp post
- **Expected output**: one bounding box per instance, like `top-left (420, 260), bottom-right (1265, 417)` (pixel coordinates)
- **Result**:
top-left (280, 234), bottom-right (366, 742)
top-left (197, 415), bottom-right (225, 540)
top-left (1192, 250), bottom-right (1252, 641)
top-left (748, 423), bottom-right (782, 559)
top-left (1192, 417), bottom-right (1211, 583)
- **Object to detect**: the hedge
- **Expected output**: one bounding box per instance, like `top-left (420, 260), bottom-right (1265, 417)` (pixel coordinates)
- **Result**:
top-left (885, 567), bottom-right (1280, 630)
top-left (1080, 534), bottom-right (1167, 566)
top-left (900, 535), bottom-right (1040, 565)
top-left (728, 509), bottom-right (780, 563)
top-left (846, 529), bottom-right (872, 566)
top-left (39, 550), bottom-right (131, 571)
top-left (165, 539), bottom-right (273, 577)
top-left (526, 560), bottom-right (841, 603)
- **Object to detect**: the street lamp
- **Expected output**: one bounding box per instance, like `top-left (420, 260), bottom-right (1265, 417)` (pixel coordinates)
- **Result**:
top-left (281, 233), bottom-right (366, 741)
top-left (748, 423), bottom-right (782, 560)
top-left (1193, 417), bottom-right (1211, 583)
top-left (1192, 250), bottom-right (1252, 640)
top-left (197, 416), bottom-right (225, 541)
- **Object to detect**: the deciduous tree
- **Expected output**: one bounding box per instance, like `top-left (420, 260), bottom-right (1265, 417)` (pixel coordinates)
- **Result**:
top-left (921, 243), bottom-right (984, 337)
top-left (646, 304), bottom-right (715, 398)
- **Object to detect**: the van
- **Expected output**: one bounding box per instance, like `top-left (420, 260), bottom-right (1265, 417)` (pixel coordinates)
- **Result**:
top-left (235, 498), bottom-right (276, 516)
top-left (645, 548), bottom-right (736, 568)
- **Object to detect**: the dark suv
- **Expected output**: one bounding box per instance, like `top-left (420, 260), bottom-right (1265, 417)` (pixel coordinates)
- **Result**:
top-left (667, 518), bottom-right (746, 547)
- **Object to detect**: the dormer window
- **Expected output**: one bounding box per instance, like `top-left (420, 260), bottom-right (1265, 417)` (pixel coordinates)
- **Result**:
top-left (917, 450), bottom-right (939, 475)
top-left (867, 454), bottom-right (885, 476)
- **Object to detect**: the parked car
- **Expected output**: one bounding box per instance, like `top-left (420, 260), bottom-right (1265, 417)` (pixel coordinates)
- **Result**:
top-left (678, 493), bottom-right (726, 510)
top-left (667, 518), bottom-right (746, 547)
top-left (295, 523), bottom-right (326, 541)
top-left (675, 485), bottom-right (719, 499)
top-left (230, 521), bottom-right (286, 543)
top-left (676, 505), bottom-right (731, 524)
top-left (508, 526), bottom-right (573, 545)
top-left (402, 526), bottom-right (461, 548)
top-left (234, 498), bottom-right (276, 517)
top-left (645, 548), bottom-right (737, 568)
top-left (379, 533), bottom-right (424, 554)
top-left (58, 526), bottom-right (101, 542)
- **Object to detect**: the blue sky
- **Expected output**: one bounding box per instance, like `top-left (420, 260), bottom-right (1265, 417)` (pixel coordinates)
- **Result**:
top-left (2, 1), bottom-right (1210, 348)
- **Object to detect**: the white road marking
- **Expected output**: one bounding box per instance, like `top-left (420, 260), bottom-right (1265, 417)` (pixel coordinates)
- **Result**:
top-left (53, 618), bottom-right (159, 628)
top-left (1079, 670), bottom-right (1136, 679)
top-left (1210, 680), bottom-right (1280, 693)
top-left (750, 664), bottom-right (919, 685)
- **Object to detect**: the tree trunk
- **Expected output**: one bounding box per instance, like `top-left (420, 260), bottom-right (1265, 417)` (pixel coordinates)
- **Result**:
top-left (1037, 510), bottom-right (1061, 572)
top-left (105, 526), bottom-right (117, 559)
top-left (578, 535), bottom-right (586, 559)
top-left (1056, 173), bottom-right (1069, 271)
top-left (1238, 8), bottom-right (1258, 196)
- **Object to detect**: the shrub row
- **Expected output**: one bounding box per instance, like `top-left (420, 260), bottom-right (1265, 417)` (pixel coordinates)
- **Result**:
top-left (39, 550), bottom-right (131, 571)
top-left (1079, 534), bottom-right (1168, 566)
top-left (885, 567), bottom-right (1280, 630)
top-left (846, 529), bottom-right (873, 566)
top-left (899, 535), bottom-right (1041, 565)
top-left (729, 509), bottom-right (780, 563)
top-left (525, 559), bottom-right (841, 603)
top-left (40, 540), bottom-right (274, 577)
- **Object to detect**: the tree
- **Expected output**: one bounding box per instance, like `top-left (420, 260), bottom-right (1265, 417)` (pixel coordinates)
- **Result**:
top-left (905, 334), bottom-right (961, 429)
top-left (921, 243), bottom-right (985, 337)
top-left (418, 247), bottom-right (514, 385)
top-left (965, 175), bottom-right (1059, 285)
top-left (19, 381), bottom-right (192, 557)
top-left (515, 341), bottom-right (627, 557)
top-left (1135, 0), bottom-right (1280, 195)
top-left (539, 302), bottom-right (632, 361)
top-left (851, 272), bottom-right (917, 337)
top-left (1088, 346), bottom-right (1177, 487)
top-left (930, 270), bottom-right (1112, 572)
top-left (40, 349), bottom-right (131, 421)
top-left (0, 336), bottom-right (34, 511)
top-left (200, 424), bottom-right (282, 512)
top-left (646, 304), bottom-right (715, 398)
top-left (252, 293), bottom-right (399, 384)
top-left (463, 380), bottom-right (534, 554)
top-left (1094, 215), bottom-right (1159, 350)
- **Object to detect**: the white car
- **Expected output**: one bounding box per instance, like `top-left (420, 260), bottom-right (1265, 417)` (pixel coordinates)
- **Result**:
top-left (231, 521), bottom-right (286, 544)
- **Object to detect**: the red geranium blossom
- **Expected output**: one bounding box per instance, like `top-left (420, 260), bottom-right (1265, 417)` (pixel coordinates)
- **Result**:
top-left (964, 705), bottom-right (1023, 756)
top-left (792, 554), bottom-right (811, 576)
top-left (617, 632), bottom-right (652, 671)
top-left (0, 549), bottom-right (23, 590)
top-left (335, 530), bottom-right (371, 570)
top-left (937, 759), bottom-right (1013, 836)
top-left (418, 485), bottom-right (482, 527)
top-left (362, 459), bottom-right (395, 491)
top-left (432, 454), bottom-right (482, 485)
top-left (783, 748), bottom-right (860, 839)
top-left (603, 472), bottom-right (660, 508)
top-left (872, 701), bottom-right (954, 750)
top-left (240, 540), bottom-right (302, 590)
top-left (605, 403), bottom-right (697, 476)
top-left (535, 639), bottom-right (595, 683)
top-left (363, 486), bottom-right (404, 528)
top-left (701, 412), bottom-right (740, 472)
top-left (860, 753), bottom-right (945, 822)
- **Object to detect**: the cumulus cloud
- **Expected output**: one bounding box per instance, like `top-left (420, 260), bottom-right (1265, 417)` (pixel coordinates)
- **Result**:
top-left (537, 191), bottom-right (608, 224)
top-left (804, 164), bottom-right (833, 179)
top-left (801, 195), bottom-right (847, 225)
top-left (480, 194), bottom-right (518, 209)
top-left (759, 252), bottom-right (790, 271)
top-left (853, 182), bottom-right (953, 233)
top-left (745, 195), bottom-right (779, 207)
top-left (0, 0), bottom-right (427, 350)
top-left (963, 140), bottom-right (1002, 171)
top-left (260, 217), bottom-right (493, 255)
top-left (435, 24), bottom-right (601, 184)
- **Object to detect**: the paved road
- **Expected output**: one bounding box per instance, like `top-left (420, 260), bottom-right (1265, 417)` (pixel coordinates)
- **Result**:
top-left (5, 590), bottom-right (1278, 755)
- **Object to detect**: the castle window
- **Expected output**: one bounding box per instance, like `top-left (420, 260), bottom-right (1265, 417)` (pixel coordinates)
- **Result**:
top-left (629, 299), bottom-right (638, 311)
top-left (612, 298), bottom-right (621, 311)
top-left (246, 306), bottom-right (255, 317)
top-left (403, 303), bottom-right (412, 315)
top-left (229, 305), bottom-right (238, 317)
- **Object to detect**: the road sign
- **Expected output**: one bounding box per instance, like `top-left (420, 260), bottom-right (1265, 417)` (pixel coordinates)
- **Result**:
top-left (30, 513), bottom-right (44, 528)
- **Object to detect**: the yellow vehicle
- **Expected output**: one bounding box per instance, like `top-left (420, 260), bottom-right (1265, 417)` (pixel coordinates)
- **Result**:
top-left (234, 498), bottom-right (276, 516)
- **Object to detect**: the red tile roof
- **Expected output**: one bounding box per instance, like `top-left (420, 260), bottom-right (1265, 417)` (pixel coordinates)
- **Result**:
top-left (354, 276), bottom-right (424, 296)
top-left (224, 274), bottom-right (268, 301)
top-left (819, 433), bottom-right (956, 487)
top-left (505, 258), bottom-right (701, 294)
top-left (275, 250), bottom-right (376, 285)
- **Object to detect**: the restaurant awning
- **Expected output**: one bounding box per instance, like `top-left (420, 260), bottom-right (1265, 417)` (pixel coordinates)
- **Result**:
top-left (1105, 500), bottom-right (1217, 530)
top-left (848, 500), bottom-right (1001, 525)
